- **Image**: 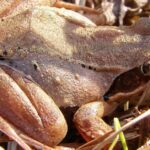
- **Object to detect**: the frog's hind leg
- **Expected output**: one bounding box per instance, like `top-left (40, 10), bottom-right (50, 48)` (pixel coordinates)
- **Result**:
top-left (0, 65), bottom-right (67, 147)
top-left (0, 116), bottom-right (59, 150)
top-left (73, 101), bottom-right (117, 141)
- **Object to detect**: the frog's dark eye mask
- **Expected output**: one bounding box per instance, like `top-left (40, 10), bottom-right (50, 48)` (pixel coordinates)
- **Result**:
top-left (103, 60), bottom-right (150, 103)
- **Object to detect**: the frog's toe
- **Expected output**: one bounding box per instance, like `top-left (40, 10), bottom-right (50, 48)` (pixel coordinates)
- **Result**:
top-left (73, 101), bottom-right (113, 141)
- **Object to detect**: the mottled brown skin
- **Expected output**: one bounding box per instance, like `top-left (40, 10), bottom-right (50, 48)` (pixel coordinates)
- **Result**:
top-left (0, 8), bottom-right (150, 107)
top-left (0, 1), bottom-right (150, 148)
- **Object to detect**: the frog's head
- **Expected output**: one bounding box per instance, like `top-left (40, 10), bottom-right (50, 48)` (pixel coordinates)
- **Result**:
top-left (103, 60), bottom-right (150, 104)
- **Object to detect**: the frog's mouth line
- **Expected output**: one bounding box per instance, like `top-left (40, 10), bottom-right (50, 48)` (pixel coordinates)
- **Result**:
top-left (104, 84), bottom-right (146, 103)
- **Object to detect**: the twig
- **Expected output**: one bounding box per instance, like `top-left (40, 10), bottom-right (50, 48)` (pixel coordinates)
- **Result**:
top-left (54, 1), bottom-right (101, 14)
top-left (20, 134), bottom-right (53, 150)
top-left (136, 80), bottom-right (150, 108)
top-left (92, 109), bottom-right (150, 150)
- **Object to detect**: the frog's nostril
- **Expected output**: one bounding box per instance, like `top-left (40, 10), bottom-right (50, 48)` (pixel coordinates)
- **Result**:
top-left (103, 95), bottom-right (109, 101)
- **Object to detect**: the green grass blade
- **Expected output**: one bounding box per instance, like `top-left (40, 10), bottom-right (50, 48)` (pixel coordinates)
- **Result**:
top-left (115, 118), bottom-right (128, 150)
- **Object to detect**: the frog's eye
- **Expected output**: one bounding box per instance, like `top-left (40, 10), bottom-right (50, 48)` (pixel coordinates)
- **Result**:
top-left (141, 61), bottom-right (150, 76)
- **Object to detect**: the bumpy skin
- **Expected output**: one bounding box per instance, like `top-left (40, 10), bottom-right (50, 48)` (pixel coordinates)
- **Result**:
top-left (0, 7), bottom-right (150, 107)
top-left (0, 3), bottom-right (150, 147)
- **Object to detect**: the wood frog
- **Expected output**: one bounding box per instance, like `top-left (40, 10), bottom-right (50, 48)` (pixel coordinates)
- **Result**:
top-left (0, 0), bottom-right (150, 149)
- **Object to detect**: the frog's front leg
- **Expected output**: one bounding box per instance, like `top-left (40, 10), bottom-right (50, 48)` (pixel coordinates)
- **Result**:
top-left (0, 64), bottom-right (67, 147)
top-left (73, 101), bottom-right (117, 141)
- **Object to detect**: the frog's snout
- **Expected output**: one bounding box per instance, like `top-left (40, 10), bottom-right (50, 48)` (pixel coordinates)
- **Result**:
top-left (141, 60), bottom-right (150, 76)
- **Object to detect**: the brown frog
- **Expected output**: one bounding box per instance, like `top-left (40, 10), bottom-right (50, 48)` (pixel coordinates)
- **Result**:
top-left (0, 1), bottom-right (150, 149)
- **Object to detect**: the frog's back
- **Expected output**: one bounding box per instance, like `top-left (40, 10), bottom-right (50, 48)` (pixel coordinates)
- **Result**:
top-left (0, 7), bottom-right (150, 107)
